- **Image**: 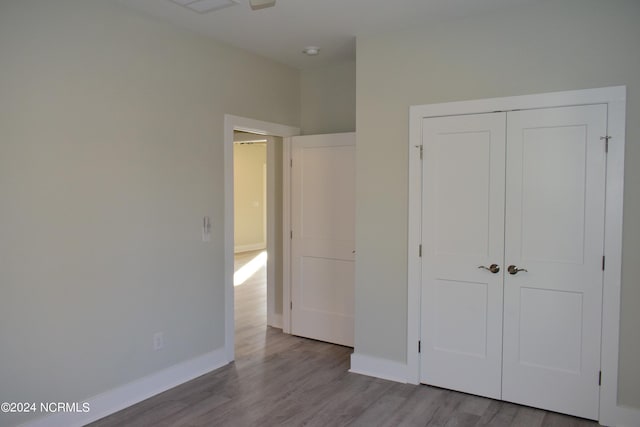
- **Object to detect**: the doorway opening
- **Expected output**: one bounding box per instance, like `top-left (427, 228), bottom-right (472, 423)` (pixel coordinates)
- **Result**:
top-left (223, 115), bottom-right (299, 362)
top-left (233, 131), bottom-right (271, 349)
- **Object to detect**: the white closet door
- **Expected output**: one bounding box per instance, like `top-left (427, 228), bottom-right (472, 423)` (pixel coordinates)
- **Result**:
top-left (502, 105), bottom-right (607, 419)
top-left (420, 113), bottom-right (506, 399)
top-left (290, 133), bottom-right (355, 347)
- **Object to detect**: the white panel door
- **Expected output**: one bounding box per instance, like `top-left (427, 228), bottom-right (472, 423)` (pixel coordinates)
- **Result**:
top-left (502, 105), bottom-right (607, 419)
top-left (290, 133), bottom-right (355, 347)
top-left (420, 113), bottom-right (506, 399)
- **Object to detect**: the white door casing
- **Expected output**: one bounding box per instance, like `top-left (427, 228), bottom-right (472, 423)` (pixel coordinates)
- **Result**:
top-left (501, 105), bottom-right (607, 419)
top-left (407, 87), bottom-right (627, 426)
top-left (290, 133), bottom-right (356, 347)
top-left (420, 113), bottom-right (506, 399)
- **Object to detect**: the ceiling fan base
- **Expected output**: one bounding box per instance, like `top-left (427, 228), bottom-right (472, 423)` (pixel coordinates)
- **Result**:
top-left (249, 0), bottom-right (276, 10)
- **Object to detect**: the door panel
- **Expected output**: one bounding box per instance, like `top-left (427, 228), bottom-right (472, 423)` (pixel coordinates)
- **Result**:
top-left (519, 125), bottom-right (587, 264)
top-left (420, 113), bottom-right (506, 399)
top-left (299, 256), bottom-right (354, 315)
top-left (518, 287), bottom-right (583, 373)
top-left (433, 279), bottom-right (488, 358)
top-left (502, 105), bottom-right (607, 419)
top-left (434, 132), bottom-right (492, 257)
top-left (290, 133), bottom-right (355, 347)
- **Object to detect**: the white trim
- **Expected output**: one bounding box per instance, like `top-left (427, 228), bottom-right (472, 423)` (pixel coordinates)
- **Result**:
top-left (266, 137), bottom-right (277, 330)
top-left (409, 86), bottom-right (625, 118)
top-left (263, 162), bottom-right (268, 256)
top-left (599, 92), bottom-right (632, 427)
top-left (268, 313), bottom-right (283, 329)
top-left (603, 405), bottom-right (640, 427)
top-left (224, 115), bottom-right (299, 362)
top-left (234, 242), bottom-right (266, 253)
top-left (407, 105), bottom-right (423, 385)
top-left (407, 86), bottom-right (627, 425)
top-left (349, 353), bottom-right (408, 384)
top-left (18, 348), bottom-right (227, 427)
top-left (282, 137), bottom-right (292, 334)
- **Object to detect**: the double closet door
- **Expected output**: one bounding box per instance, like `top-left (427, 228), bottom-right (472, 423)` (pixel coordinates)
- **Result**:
top-left (420, 105), bottom-right (607, 420)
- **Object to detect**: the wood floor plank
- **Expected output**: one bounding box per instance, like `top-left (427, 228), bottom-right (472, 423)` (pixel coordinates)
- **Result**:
top-left (296, 376), bottom-right (394, 427)
top-left (457, 394), bottom-right (492, 416)
top-left (88, 253), bottom-right (600, 427)
top-left (381, 386), bottom-right (450, 427)
top-left (350, 392), bottom-right (411, 427)
top-left (426, 389), bottom-right (467, 427)
top-left (541, 411), bottom-right (600, 427)
top-left (443, 412), bottom-right (481, 427)
top-left (350, 382), bottom-right (416, 427)
top-left (474, 400), bottom-right (520, 427)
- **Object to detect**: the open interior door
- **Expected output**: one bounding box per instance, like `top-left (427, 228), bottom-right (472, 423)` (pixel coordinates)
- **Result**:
top-left (290, 132), bottom-right (355, 347)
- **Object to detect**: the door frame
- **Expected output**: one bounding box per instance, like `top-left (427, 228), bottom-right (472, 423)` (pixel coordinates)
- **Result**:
top-left (224, 115), bottom-right (299, 363)
top-left (407, 86), bottom-right (627, 426)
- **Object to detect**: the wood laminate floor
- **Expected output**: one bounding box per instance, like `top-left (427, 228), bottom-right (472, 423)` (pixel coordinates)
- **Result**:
top-left (88, 251), bottom-right (598, 427)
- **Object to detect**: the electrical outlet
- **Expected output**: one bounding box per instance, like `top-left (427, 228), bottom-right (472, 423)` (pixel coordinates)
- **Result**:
top-left (153, 332), bottom-right (164, 351)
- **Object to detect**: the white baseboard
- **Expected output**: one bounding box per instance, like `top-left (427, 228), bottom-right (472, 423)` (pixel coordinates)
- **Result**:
top-left (349, 353), bottom-right (408, 384)
top-left (267, 313), bottom-right (282, 329)
top-left (602, 404), bottom-right (640, 427)
top-left (349, 355), bottom-right (640, 427)
top-left (234, 243), bottom-right (266, 253)
top-left (19, 348), bottom-right (228, 427)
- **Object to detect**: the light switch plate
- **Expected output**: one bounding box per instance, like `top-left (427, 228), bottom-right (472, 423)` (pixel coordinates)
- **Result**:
top-left (202, 216), bottom-right (212, 242)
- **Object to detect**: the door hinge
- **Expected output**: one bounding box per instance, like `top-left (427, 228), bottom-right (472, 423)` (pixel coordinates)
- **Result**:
top-left (290, 301), bottom-right (293, 310)
top-left (290, 230), bottom-right (293, 240)
top-left (415, 145), bottom-right (423, 160)
top-left (418, 244), bottom-right (422, 257)
top-left (290, 158), bottom-right (293, 167)
top-left (599, 371), bottom-right (602, 386)
top-left (601, 136), bottom-right (612, 153)
top-left (418, 340), bottom-right (421, 353)
top-left (602, 255), bottom-right (606, 271)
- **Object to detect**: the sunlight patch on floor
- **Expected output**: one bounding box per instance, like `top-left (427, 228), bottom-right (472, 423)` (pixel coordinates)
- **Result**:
top-left (234, 251), bottom-right (267, 287)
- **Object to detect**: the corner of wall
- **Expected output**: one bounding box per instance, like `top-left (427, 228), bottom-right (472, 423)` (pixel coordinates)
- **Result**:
top-left (349, 353), bottom-right (408, 384)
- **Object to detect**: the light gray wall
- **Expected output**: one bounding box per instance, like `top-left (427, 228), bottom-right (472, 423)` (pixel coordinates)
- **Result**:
top-left (0, 1), bottom-right (299, 426)
top-left (300, 60), bottom-right (356, 135)
top-left (355, 0), bottom-right (640, 408)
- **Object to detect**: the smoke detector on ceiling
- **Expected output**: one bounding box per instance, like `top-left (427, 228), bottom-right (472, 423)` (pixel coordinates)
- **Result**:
top-left (302, 46), bottom-right (320, 56)
top-left (249, 0), bottom-right (276, 10)
top-left (170, 0), bottom-right (240, 13)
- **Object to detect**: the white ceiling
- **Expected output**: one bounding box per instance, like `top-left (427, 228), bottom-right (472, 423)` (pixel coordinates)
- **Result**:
top-left (118, 0), bottom-right (538, 70)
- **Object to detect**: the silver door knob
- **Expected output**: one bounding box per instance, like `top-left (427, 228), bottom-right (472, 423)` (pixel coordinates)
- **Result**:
top-left (507, 265), bottom-right (528, 275)
top-left (478, 264), bottom-right (500, 274)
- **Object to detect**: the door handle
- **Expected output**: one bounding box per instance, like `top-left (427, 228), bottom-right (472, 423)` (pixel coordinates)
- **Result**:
top-left (507, 265), bottom-right (528, 275)
top-left (478, 264), bottom-right (500, 274)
